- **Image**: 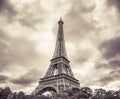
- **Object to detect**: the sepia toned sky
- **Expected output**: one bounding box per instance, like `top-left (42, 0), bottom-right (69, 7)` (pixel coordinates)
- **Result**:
top-left (0, 0), bottom-right (120, 94)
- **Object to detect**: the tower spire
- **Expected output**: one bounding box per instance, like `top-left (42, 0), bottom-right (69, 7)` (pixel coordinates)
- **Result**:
top-left (52, 18), bottom-right (68, 59)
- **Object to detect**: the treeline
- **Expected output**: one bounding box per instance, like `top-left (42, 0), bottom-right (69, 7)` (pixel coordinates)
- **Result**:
top-left (0, 87), bottom-right (120, 99)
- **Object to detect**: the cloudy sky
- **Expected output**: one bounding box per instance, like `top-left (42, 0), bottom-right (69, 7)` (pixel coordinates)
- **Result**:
top-left (0, 0), bottom-right (120, 94)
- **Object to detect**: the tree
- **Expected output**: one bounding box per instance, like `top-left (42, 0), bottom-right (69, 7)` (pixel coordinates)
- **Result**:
top-left (0, 87), bottom-right (12, 99)
top-left (81, 87), bottom-right (93, 98)
top-left (16, 91), bottom-right (26, 99)
top-left (92, 88), bottom-right (106, 99)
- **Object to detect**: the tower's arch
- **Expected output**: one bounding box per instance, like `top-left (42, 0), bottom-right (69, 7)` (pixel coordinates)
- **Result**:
top-left (36, 86), bottom-right (57, 95)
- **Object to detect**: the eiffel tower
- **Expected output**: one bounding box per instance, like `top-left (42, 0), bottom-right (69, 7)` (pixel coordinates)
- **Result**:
top-left (32, 18), bottom-right (80, 95)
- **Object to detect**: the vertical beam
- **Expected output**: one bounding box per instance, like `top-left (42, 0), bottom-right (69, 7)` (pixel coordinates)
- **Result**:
top-left (57, 79), bottom-right (59, 93)
top-left (63, 78), bottom-right (65, 91)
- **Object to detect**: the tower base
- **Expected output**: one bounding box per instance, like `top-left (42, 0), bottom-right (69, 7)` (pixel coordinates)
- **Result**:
top-left (31, 74), bottom-right (79, 95)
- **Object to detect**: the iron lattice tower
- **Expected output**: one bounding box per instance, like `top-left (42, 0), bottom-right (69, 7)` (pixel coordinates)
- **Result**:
top-left (32, 18), bottom-right (80, 95)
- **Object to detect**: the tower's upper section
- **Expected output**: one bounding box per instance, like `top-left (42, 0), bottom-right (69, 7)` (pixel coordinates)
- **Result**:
top-left (52, 18), bottom-right (68, 60)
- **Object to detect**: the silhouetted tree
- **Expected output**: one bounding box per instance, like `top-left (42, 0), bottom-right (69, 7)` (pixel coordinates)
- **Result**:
top-left (0, 87), bottom-right (12, 99)
top-left (81, 87), bottom-right (93, 98)
top-left (1, 86), bottom-right (120, 99)
top-left (104, 90), bottom-right (120, 99)
top-left (91, 88), bottom-right (106, 99)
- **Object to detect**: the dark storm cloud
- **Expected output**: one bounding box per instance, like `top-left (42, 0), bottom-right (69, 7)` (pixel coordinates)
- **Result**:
top-left (0, 0), bottom-right (17, 19)
top-left (109, 60), bottom-right (120, 68)
top-left (95, 36), bottom-right (120, 83)
top-left (106, 0), bottom-right (120, 14)
top-left (100, 37), bottom-right (120, 59)
top-left (10, 69), bottom-right (41, 86)
top-left (11, 78), bottom-right (34, 86)
top-left (94, 59), bottom-right (120, 86)
top-left (0, 75), bottom-right (8, 83)
top-left (62, 0), bottom-right (99, 42)
top-left (98, 70), bottom-right (120, 86)
top-left (0, 29), bottom-right (39, 72)
top-left (95, 59), bottom-right (120, 71)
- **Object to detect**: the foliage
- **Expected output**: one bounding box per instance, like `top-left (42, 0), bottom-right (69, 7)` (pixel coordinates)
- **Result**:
top-left (0, 87), bottom-right (120, 99)
top-left (0, 87), bottom-right (12, 99)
